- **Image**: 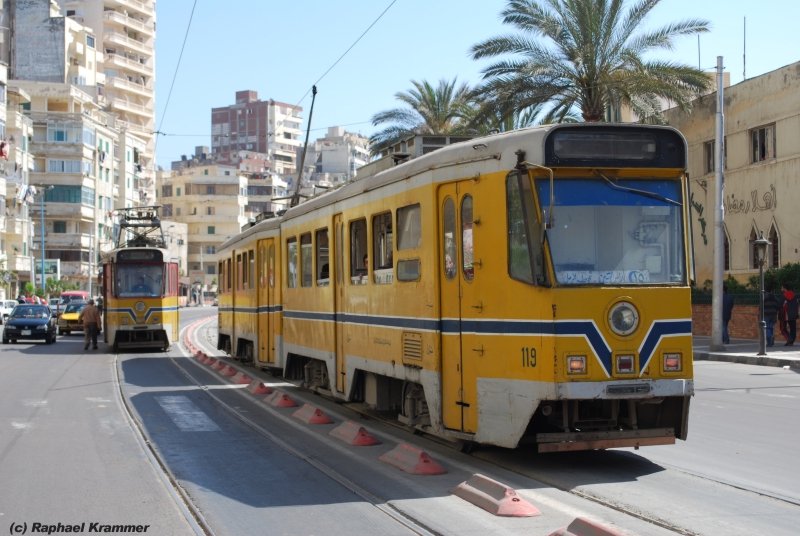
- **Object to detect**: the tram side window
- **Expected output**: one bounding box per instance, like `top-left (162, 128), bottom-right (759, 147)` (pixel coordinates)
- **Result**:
top-left (506, 172), bottom-right (545, 285)
top-left (443, 198), bottom-right (457, 279)
top-left (287, 237), bottom-right (298, 289)
top-left (372, 212), bottom-right (393, 284)
top-left (397, 203), bottom-right (421, 282)
top-left (236, 253), bottom-right (243, 290)
top-left (248, 249), bottom-right (255, 290)
top-left (349, 219), bottom-right (368, 284)
top-left (242, 252), bottom-right (249, 289)
top-left (268, 244), bottom-right (275, 288)
top-left (461, 196), bottom-right (474, 281)
top-left (316, 228), bottom-right (330, 286)
top-left (300, 233), bottom-right (313, 287)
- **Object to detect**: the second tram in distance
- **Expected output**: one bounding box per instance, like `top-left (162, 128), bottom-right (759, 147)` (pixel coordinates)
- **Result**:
top-left (217, 124), bottom-right (694, 452)
top-left (101, 207), bottom-right (179, 352)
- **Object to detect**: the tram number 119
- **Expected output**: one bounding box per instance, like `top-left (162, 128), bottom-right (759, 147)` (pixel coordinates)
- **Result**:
top-left (521, 347), bottom-right (536, 368)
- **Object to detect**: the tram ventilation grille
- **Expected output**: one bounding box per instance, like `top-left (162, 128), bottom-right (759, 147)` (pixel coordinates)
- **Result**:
top-left (402, 332), bottom-right (423, 361)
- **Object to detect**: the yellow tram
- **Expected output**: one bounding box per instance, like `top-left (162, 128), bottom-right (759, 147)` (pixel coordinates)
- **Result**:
top-left (217, 124), bottom-right (694, 451)
top-left (101, 207), bottom-right (179, 352)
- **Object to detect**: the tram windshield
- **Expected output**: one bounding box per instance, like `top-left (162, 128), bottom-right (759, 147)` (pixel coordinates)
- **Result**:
top-left (537, 177), bottom-right (685, 286)
top-left (115, 264), bottom-right (164, 296)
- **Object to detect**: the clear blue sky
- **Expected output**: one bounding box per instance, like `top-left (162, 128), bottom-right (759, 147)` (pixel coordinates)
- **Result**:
top-left (154, 0), bottom-right (800, 169)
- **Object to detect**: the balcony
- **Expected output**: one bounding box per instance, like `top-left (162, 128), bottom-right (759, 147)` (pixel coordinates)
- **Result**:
top-left (109, 96), bottom-right (153, 119)
top-left (103, 10), bottom-right (155, 36)
top-left (108, 0), bottom-right (155, 17)
top-left (105, 52), bottom-right (152, 76)
top-left (104, 30), bottom-right (151, 57)
top-left (8, 254), bottom-right (32, 272)
top-left (106, 75), bottom-right (152, 98)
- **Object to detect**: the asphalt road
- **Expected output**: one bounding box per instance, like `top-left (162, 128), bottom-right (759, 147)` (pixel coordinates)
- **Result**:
top-left (3, 308), bottom-right (798, 536)
top-left (0, 331), bottom-right (198, 535)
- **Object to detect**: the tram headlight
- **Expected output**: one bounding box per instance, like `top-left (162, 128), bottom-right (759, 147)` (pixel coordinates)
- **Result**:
top-left (608, 301), bottom-right (639, 336)
top-left (663, 352), bottom-right (682, 371)
top-left (567, 355), bottom-right (586, 374)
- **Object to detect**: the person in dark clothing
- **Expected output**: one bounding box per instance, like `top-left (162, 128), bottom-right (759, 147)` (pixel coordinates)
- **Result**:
top-left (781, 283), bottom-right (798, 346)
top-left (722, 284), bottom-right (734, 344)
top-left (763, 286), bottom-right (781, 347)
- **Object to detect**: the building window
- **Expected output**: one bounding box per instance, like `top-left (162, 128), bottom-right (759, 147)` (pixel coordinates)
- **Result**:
top-left (206, 206), bottom-right (215, 216)
top-left (751, 124), bottom-right (776, 163)
top-left (769, 225), bottom-right (780, 268)
top-left (207, 226), bottom-right (215, 235)
top-left (54, 221), bottom-right (67, 233)
top-left (703, 138), bottom-right (727, 174)
top-left (86, 35), bottom-right (95, 48)
top-left (750, 228), bottom-right (760, 269)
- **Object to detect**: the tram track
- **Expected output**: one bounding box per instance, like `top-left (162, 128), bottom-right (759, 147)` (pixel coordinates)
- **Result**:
top-left (174, 316), bottom-right (440, 536)
top-left (178, 314), bottom-right (798, 536)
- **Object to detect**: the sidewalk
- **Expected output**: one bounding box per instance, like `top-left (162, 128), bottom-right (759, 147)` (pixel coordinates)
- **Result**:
top-left (693, 335), bottom-right (800, 370)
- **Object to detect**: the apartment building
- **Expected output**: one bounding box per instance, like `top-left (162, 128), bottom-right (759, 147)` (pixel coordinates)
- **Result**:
top-left (664, 62), bottom-right (800, 284)
top-left (158, 164), bottom-right (250, 294)
top-left (0, 0), bottom-right (155, 293)
top-left (60, 0), bottom-right (157, 206)
top-left (211, 90), bottom-right (303, 178)
top-left (2, 84), bottom-right (35, 299)
top-left (305, 126), bottom-right (370, 187)
top-left (17, 80), bottom-right (119, 288)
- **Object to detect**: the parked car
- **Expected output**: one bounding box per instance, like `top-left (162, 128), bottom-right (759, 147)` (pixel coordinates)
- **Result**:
top-left (0, 300), bottom-right (18, 324)
top-left (2, 304), bottom-right (58, 344)
top-left (58, 301), bottom-right (89, 335)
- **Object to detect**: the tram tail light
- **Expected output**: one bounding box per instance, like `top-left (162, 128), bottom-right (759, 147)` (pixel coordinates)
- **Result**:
top-left (616, 354), bottom-right (635, 374)
top-left (567, 355), bottom-right (586, 374)
top-left (663, 352), bottom-right (682, 371)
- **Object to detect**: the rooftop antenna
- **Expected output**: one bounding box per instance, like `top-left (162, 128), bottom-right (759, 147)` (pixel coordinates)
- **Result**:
top-left (697, 35), bottom-right (701, 70)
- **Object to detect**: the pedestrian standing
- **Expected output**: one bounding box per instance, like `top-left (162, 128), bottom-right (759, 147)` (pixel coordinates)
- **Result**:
top-left (763, 286), bottom-right (780, 347)
top-left (781, 283), bottom-right (798, 346)
top-left (78, 299), bottom-right (101, 350)
top-left (722, 284), bottom-right (734, 344)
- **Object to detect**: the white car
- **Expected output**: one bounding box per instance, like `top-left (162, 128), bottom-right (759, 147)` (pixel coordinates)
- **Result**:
top-left (0, 300), bottom-right (19, 323)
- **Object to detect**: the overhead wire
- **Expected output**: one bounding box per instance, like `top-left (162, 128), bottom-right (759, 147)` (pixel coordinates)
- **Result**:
top-left (293, 0), bottom-right (398, 109)
top-left (154, 0), bottom-right (199, 160)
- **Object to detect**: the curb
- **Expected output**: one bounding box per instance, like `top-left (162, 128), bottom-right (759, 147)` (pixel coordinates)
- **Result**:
top-left (694, 351), bottom-right (800, 369)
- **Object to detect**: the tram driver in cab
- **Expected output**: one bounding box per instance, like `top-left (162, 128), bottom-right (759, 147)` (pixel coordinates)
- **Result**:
top-left (132, 276), bottom-right (154, 296)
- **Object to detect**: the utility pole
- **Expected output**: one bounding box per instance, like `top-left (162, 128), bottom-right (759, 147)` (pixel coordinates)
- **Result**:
top-left (711, 56), bottom-right (726, 350)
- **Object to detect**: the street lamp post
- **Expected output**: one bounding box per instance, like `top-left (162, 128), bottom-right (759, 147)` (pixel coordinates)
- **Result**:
top-left (755, 233), bottom-right (770, 356)
top-left (36, 185), bottom-right (54, 297)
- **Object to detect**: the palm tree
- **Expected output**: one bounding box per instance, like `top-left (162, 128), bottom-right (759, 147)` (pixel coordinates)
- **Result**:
top-left (369, 78), bottom-right (474, 155)
top-left (471, 0), bottom-right (712, 123)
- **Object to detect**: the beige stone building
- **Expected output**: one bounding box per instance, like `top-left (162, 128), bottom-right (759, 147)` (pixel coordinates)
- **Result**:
top-left (158, 164), bottom-right (250, 296)
top-left (664, 62), bottom-right (800, 285)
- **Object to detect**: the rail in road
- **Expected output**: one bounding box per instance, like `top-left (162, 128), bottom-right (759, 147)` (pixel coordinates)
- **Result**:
top-left (105, 309), bottom-right (800, 535)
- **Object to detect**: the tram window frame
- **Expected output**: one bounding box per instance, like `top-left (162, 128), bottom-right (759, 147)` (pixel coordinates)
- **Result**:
top-left (506, 171), bottom-right (546, 285)
top-left (349, 218), bottom-right (368, 285)
top-left (372, 212), bottom-right (393, 285)
top-left (242, 251), bottom-right (249, 289)
top-left (300, 233), bottom-right (313, 287)
top-left (286, 237), bottom-right (298, 289)
top-left (248, 249), bottom-right (255, 290)
top-left (461, 195), bottom-right (475, 281)
top-left (442, 198), bottom-right (457, 280)
top-left (316, 228), bottom-right (330, 286)
top-left (397, 203), bottom-right (421, 250)
top-left (236, 253), bottom-right (243, 290)
top-left (268, 244), bottom-right (275, 288)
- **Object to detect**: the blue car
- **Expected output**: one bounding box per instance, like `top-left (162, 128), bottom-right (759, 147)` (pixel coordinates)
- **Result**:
top-left (2, 304), bottom-right (58, 344)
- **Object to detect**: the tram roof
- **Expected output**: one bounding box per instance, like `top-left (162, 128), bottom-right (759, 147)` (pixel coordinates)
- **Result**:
top-left (218, 123), bottom-right (684, 252)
